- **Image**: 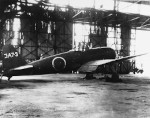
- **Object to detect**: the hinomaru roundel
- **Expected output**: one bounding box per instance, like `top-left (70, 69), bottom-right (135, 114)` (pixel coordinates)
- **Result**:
top-left (52, 57), bottom-right (66, 71)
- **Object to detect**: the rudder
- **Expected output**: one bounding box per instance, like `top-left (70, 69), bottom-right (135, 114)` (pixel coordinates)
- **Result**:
top-left (2, 45), bottom-right (27, 71)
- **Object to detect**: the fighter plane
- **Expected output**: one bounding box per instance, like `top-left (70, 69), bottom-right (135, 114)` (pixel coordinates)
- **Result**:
top-left (0, 44), bottom-right (147, 81)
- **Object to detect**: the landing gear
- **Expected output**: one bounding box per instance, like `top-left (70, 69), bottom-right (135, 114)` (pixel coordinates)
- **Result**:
top-left (0, 74), bottom-right (2, 82)
top-left (104, 63), bottom-right (122, 82)
top-left (7, 76), bottom-right (12, 81)
top-left (83, 73), bottom-right (96, 80)
top-left (0, 70), bottom-right (3, 82)
top-left (105, 72), bottom-right (122, 82)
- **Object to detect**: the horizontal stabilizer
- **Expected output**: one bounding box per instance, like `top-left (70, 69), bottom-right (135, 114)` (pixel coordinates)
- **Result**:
top-left (12, 65), bottom-right (33, 70)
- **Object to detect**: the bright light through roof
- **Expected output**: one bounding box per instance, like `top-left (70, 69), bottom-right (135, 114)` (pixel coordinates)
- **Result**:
top-left (49, 0), bottom-right (70, 6)
top-left (27, 0), bottom-right (150, 16)
top-left (118, 1), bottom-right (150, 16)
top-left (49, 0), bottom-right (114, 10)
top-left (69, 0), bottom-right (94, 8)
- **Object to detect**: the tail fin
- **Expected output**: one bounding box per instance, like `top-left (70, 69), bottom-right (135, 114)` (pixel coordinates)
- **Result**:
top-left (2, 45), bottom-right (27, 71)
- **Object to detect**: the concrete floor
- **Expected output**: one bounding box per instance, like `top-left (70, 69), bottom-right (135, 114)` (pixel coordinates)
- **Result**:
top-left (0, 74), bottom-right (150, 118)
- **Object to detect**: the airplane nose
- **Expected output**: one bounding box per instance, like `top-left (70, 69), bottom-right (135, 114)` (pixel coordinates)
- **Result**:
top-left (108, 48), bottom-right (116, 59)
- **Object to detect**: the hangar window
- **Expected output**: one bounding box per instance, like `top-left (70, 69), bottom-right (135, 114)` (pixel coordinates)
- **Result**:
top-left (73, 23), bottom-right (92, 51)
top-left (107, 27), bottom-right (121, 55)
top-left (12, 18), bottom-right (20, 46)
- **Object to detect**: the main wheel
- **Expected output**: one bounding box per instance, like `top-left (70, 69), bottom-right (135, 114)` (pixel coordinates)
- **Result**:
top-left (84, 73), bottom-right (96, 80)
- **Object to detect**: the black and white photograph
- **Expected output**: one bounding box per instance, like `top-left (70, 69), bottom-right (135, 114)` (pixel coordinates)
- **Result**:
top-left (0, 0), bottom-right (150, 117)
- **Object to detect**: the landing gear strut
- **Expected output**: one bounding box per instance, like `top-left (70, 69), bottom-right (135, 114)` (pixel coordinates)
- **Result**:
top-left (105, 64), bottom-right (122, 82)
top-left (0, 70), bottom-right (3, 82)
top-left (7, 76), bottom-right (12, 81)
top-left (0, 74), bottom-right (2, 82)
top-left (105, 72), bottom-right (122, 82)
top-left (84, 73), bottom-right (96, 80)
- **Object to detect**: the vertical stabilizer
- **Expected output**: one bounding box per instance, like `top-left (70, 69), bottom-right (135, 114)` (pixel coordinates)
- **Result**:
top-left (2, 45), bottom-right (27, 71)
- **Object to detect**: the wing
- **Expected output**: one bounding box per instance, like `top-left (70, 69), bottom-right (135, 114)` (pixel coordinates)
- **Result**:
top-left (78, 53), bottom-right (147, 73)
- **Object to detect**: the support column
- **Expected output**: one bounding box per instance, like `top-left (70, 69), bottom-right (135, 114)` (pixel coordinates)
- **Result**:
top-left (119, 24), bottom-right (133, 74)
top-left (120, 24), bottom-right (131, 56)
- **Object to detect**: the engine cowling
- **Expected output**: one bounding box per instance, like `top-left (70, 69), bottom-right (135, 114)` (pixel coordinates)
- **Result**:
top-left (52, 57), bottom-right (66, 71)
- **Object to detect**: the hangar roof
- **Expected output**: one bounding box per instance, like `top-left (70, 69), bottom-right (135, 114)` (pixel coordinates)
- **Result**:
top-left (1, 0), bottom-right (150, 30)
top-left (118, 0), bottom-right (150, 5)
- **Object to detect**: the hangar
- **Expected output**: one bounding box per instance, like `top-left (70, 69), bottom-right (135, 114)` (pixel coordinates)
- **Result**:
top-left (1, 0), bottom-right (150, 117)
top-left (0, 0), bottom-right (150, 74)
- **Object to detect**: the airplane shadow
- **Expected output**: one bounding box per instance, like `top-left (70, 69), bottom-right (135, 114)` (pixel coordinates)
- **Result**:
top-left (0, 78), bottom-right (80, 90)
top-left (0, 79), bottom-right (59, 100)
top-left (1, 76), bottom-right (150, 90)
top-left (0, 79), bottom-right (53, 90)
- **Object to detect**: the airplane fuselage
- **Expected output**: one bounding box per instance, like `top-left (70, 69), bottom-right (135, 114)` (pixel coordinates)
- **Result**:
top-left (32, 47), bottom-right (116, 73)
top-left (4, 47), bottom-right (116, 77)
